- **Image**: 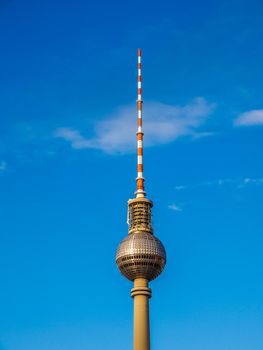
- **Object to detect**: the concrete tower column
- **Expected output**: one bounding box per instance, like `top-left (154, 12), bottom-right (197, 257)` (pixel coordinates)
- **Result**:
top-left (131, 278), bottom-right (152, 350)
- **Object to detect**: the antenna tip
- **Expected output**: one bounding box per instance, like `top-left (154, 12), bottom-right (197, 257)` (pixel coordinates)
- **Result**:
top-left (138, 48), bottom-right (142, 56)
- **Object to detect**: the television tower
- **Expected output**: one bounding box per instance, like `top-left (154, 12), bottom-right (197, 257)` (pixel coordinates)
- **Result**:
top-left (116, 49), bottom-right (166, 350)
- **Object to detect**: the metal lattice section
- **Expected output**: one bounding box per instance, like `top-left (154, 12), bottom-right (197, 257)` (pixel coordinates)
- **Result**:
top-left (116, 232), bottom-right (166, 281)
top-left (128, 198), bottom-right (153, 234)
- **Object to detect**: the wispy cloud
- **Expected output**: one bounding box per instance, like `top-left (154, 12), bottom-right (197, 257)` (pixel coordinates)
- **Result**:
top-left (0, 161), bottom-right (7, 172)
top-left (175, 177), bottom-right (263, 190)
top-left (243, 177), bottom-right (263, 184)
top-left (168, 204), bottom-right (182, 212)
top-left (54, 97), bottom-right (216, 154)
top-left (238, 177), bottom-right (263, 188)
top-left (234, 110), bottom-right (263, 126)
top-left (54, 128), bottom-right (93, 149)
top-left (175, 185), bottom-right (187, 191)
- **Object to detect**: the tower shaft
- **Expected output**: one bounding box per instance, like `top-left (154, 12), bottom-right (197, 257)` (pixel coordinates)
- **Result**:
top-left (131, 278), bottom-right (152, 350)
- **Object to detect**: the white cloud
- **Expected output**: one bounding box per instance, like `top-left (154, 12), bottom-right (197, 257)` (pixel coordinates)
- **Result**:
top-left (54, 128), bottom-right (93, 149)
top-left (0, 161), bottom-right (7, 172)
top-left (54, 97), bottom-right (216, 154)
top-left (175, 185), bottom-right (187, 191)
top-left (234, 109), bottom-right (263, 126)
top-left (168, 204), bottom-right (182, 212)
top-left (175, 177), bottom-right (263, 190)
top-left (191, 131), bottom-right (216, 139)
top-left (242, 177), bottom-right (263, 185)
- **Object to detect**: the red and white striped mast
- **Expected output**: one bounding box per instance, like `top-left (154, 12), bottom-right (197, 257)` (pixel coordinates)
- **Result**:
top-left (136, 48), bottom-right (146, 198)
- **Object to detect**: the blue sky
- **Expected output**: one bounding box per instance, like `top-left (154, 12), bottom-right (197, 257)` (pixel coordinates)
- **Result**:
top-left (0, 0), bottom-right (263, 349)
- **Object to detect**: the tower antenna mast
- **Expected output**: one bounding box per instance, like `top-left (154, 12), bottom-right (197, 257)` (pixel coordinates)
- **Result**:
top-left (136, 48), bottom-right (145, 198)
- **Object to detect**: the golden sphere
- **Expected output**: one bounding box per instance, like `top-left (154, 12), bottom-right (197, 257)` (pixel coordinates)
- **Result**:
top-left (116, 232), bottom-right (166, 281)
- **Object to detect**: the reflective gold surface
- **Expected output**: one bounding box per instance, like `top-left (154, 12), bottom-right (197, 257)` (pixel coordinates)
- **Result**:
top-left (116, 232), bottom-right (166, 281)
